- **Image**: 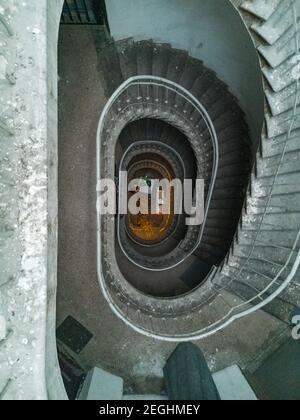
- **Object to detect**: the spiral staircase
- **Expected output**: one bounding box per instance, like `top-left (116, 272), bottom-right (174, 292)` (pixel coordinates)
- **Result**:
top-left (97, 39), bottom-right (254, 336)
top-left (96, 1), bottom-right (300, 341)
top-left (0, 0), bottom-right (300, 399)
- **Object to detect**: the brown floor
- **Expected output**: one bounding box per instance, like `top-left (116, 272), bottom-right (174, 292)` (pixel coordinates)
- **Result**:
top-left (57, 25), bottom-right (287, 394)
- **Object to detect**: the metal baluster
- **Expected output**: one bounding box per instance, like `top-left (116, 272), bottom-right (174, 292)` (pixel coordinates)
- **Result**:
top-left (65, 0), bottom-right (73, 21)
top-left (82, 0), bottom-right (91, 23)
top-left (73, 0), bottom-right (82, 22)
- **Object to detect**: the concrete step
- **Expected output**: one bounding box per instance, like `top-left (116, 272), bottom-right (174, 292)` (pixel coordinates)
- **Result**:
top-left (241, 0), bottom-right (281, 21)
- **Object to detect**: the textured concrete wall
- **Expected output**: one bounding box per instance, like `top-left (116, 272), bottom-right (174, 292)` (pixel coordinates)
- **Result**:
top-left (0, 0), bottom-right (66, 400)
top-left (45, 0), bottom-right (68, 401)
top-left (105, 0), bottom-right (264, 146)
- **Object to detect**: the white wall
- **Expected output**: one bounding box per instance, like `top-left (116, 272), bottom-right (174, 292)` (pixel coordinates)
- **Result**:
top-left (105, 0), bottom-right (264, 145)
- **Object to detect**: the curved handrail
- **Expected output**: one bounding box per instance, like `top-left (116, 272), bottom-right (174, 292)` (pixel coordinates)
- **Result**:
top-left (97, 75), bottom-right (219, 271)
top-left (96, 61), bottom-right (300, 341)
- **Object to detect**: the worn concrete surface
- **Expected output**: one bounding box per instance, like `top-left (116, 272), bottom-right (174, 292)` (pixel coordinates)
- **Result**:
top-left (252, 338), bottom-right (300, 400)
top-left (57, 25), bottom-right (288, 394)
top-left (0, 0), bottom-right (66, 400)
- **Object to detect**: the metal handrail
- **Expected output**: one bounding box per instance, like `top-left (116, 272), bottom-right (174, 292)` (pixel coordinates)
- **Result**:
top-left (96, 60), bottom-right (300, 340)
top-left (97, 75), bottom-right (219, 271)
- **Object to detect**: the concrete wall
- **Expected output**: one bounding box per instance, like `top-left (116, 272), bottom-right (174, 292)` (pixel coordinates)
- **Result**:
top-left (0, 0), bottom-right (66, 400)
top-left (46, 0), bottom-right (68, 400)
top-left (105, 0), bottom-right (264, 145)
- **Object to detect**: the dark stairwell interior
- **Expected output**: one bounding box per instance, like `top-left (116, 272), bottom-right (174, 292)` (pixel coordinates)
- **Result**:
top-left (114, 105), bottom-right (251, 297)
top-left (55, 0), bottom-right (290, 400)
